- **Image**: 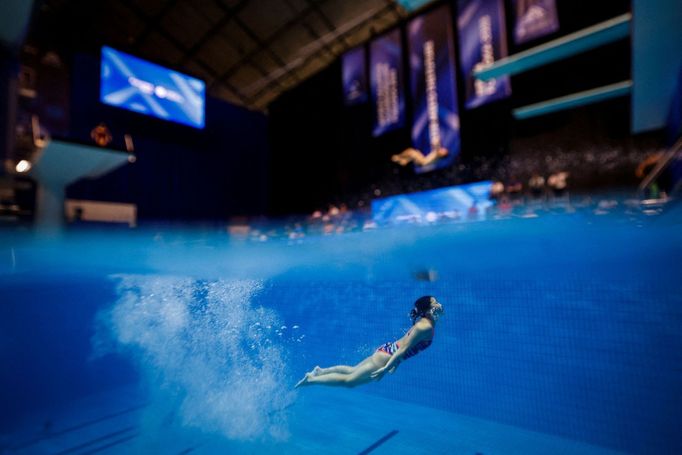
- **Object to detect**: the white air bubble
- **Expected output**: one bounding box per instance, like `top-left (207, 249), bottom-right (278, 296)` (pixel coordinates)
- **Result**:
top-left (99, 275), bottom-right (294, 441)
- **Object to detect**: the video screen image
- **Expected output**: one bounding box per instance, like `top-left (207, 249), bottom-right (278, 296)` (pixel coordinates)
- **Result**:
top-left (100, 46), bottom-right (205, 129)
top-left (372, 181), bottom-right (494, 225)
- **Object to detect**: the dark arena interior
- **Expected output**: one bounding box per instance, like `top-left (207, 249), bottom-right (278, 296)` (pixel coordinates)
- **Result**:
top-left (1, 1), bottom-right (681, 454)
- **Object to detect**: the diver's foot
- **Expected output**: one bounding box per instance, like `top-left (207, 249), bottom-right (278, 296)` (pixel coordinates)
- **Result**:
top-left (312, 366), bottom-right (323, 376)
top-left (295, 373), bottom-right (312, 389)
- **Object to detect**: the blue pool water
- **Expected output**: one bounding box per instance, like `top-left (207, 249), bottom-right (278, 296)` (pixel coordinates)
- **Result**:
top-left (1, 198), bottom-right (681, 454)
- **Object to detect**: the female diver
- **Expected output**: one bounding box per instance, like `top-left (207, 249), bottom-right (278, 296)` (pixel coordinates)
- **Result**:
top-left (295, 296), bottom-right (443, 388)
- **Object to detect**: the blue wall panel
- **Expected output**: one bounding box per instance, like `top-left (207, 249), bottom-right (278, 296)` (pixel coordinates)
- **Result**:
top-left (632, 0), bottom-right (682, 132)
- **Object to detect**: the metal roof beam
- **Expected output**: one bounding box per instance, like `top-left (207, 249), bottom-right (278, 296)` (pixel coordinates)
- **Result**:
top-left (209, 0), bottom-right (290, 90)
top-left (302, 0), bottom-right (350, 49)
top-left (283, 0), bottom-right (338, 60)
top-left (120, 0), bottom-right (252, 105)
top-left (383, 0), bottom-right (408, 20)
top-left (250, 4), bottom-right (397, 107)
top-left (132, 0), bottom-right (178, 48)
top-left (209, 0), bottom-right (335, 90)
top-left (177, 0), bottom-right (250, 66)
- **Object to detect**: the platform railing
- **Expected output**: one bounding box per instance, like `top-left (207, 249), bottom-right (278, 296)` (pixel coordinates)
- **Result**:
top-left (638, 136), bottom-right (682, 200)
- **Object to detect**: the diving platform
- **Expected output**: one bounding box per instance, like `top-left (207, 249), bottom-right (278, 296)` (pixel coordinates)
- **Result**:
top-left (513, 80), bottom-right (632, 120)
top-left (29, 139), bottom-right (132, 230)
top-left (474, 14), bottom-right (631, 81)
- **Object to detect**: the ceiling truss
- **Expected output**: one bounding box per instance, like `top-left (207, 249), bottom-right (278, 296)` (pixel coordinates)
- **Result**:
top-left (34, 0), bottom-right (409, 110)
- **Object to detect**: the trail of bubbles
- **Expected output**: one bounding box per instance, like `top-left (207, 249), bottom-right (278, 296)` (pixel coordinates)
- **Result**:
top-left (96, 275), bottom-right (294, 441)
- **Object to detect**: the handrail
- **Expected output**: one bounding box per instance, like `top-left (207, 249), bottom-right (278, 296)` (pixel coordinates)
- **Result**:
top-left (638, 136), bottom-right (682, 197)
top-left (474, 14), bottom-right (631, 81)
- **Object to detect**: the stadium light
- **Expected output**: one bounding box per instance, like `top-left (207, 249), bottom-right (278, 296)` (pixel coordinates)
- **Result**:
top-left (15, 160), bottom-right (31, 173)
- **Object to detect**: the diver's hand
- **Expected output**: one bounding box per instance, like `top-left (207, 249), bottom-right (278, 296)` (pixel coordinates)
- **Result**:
top-left (371, 366), bottom-right (388, 380)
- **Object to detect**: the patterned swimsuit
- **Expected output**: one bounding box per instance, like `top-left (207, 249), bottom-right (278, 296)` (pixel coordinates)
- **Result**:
top-left (377, 321), bottom-right (434, 359)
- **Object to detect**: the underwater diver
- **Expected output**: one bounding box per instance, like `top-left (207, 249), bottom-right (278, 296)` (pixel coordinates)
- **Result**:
top-left (295, 296), bottom-right (443, 388)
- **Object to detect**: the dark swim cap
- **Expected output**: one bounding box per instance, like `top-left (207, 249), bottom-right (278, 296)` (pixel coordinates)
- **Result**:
top-left (414, 296), bottom-right (435, 312)
top-left (410, 296), bottom-right (436, 322)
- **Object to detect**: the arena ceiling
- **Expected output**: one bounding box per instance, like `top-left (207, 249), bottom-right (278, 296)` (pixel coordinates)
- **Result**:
top-left (32, 0), bottom-right (412, 111)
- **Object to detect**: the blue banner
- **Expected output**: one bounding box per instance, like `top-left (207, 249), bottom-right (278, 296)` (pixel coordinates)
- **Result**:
top-left (458, 0), bottom-right (511, 109)
top-left (372, 181), bottom-right (494, 225)
top-left (342, 46), bottom-right (368, 105)
top-left (407, 4), bottom-right (460, 174)
top-left (513, 0), bottom-right (559, 45)
top-left (370, 29), bottom-right (406, 137)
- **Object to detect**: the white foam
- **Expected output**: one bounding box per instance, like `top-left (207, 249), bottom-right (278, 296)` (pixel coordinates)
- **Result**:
top-left (97, 275), bottom-right (294, 441)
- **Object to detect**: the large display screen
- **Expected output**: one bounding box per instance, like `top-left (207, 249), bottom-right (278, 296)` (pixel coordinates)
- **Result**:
top-left (100, 46), bottom-right (206, 129)
top-left (371, 181), bottom-right (494, 225)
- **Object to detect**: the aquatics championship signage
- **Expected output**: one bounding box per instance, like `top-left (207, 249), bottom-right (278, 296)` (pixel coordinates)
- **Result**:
top-left (512, 0), bottom-right (559, 44)
top-left (407, 3), bottom-right (461, 174)
top-left (370, 29), bottom-right (406, 137)
top-left (458, 0), bottom-right (511, 109)
top-left (342, 46), bottom-right (368, 105)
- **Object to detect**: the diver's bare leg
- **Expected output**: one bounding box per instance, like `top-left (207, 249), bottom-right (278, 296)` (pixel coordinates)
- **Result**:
top-left (313, 365), bottom-right (354, 376)
top-left (295, 353), bottom-right (388, 388)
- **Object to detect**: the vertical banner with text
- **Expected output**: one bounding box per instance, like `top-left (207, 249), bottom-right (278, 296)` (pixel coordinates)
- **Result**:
top-left (342, 46), bottom-right (368, 105)
top-left (513, 0), bottom-right (559, 45)
top-left (458, 0), bottom-right (511, 109)
top-left (407, 4), bottom-right (460, 174)
top-left (370, 29), bottom-right (406, 137)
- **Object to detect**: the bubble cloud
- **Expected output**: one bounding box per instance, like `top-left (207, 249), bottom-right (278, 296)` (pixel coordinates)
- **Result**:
top-left (100, 275), bottom-right (294, 441)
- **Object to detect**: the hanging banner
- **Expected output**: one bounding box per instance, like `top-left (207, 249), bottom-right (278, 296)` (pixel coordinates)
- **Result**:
top-left (370, 29), bottom-right (406, 137)
top-left (342, 46), bottom-right (368, 105)
top-left (458, 0), bottom-right (511, 109)
top-left (513, 0), bottom-right (560, 45)
top-left (406, 4), bottom-right (460, 174)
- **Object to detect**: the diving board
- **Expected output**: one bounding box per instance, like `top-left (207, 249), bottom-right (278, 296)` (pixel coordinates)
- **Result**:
top-left (513, 80), bottom-right (632, 120)
top-left (475, 14), bottom-right (631, 81)
top-left (29, 139), bottom-right (133, 230)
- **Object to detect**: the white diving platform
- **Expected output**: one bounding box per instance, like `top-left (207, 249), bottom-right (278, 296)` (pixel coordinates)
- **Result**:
top-left (29, 139), bottom-right (132, 230)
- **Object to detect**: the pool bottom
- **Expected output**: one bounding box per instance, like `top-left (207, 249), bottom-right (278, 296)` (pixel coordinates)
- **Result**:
top-left (3, 385), bottom-right (623, 454)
